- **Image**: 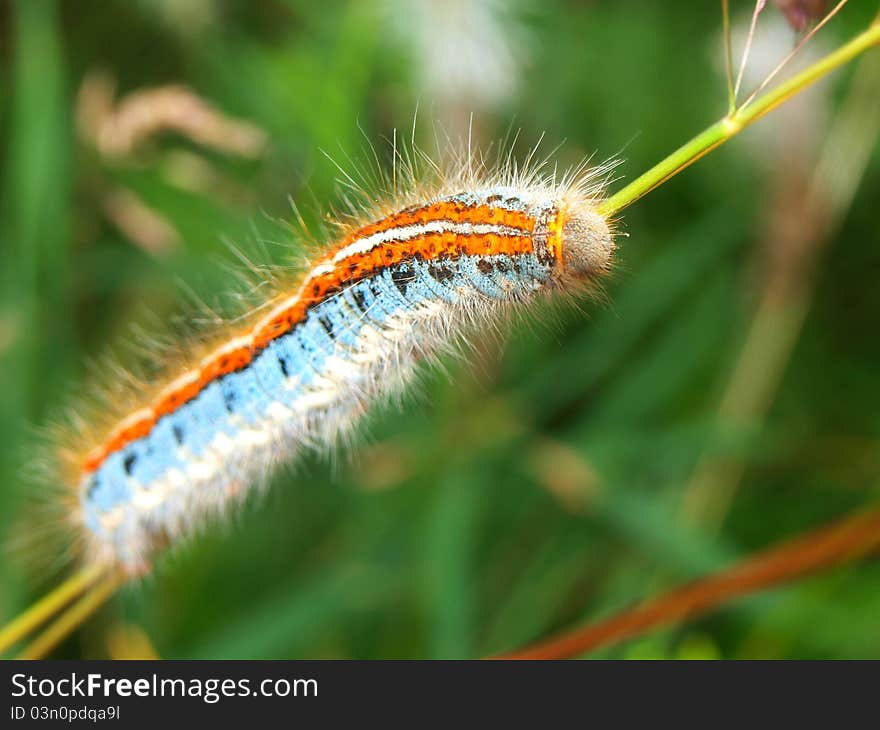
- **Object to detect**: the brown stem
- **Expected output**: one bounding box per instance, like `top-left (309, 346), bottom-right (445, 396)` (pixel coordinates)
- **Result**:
top-left (495, 507), bottom-right (880, 659)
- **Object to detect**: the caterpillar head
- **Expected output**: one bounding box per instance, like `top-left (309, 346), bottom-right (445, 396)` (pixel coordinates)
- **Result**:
top-left (558, 204), bottom-right (615, 281)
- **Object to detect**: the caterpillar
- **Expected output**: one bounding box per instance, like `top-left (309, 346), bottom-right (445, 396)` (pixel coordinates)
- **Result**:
top-left (53, 144), bottom-right (616, 574)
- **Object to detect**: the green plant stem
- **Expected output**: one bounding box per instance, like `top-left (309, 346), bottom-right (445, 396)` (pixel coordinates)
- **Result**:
top-left (597, 20), bottom-right (880, 218)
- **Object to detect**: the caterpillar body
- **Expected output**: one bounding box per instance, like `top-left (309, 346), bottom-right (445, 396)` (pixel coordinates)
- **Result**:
top-left (63, 151), bottom-right (615, 572)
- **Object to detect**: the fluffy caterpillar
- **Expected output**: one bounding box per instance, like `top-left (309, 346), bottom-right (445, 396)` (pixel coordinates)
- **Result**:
top-left (55, 142), bottom-right (616, 572)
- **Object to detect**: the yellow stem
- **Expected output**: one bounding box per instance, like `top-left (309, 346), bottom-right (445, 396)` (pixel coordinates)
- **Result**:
top-left (0, 564), bottom-right (107, 655)
top-left (18, 571), bottom-right (125, 660)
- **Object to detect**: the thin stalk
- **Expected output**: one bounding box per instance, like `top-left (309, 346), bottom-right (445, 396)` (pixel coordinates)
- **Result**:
top-left (18, 571), bottom-right (125, 660)
top-left (597, 20), bottom-right (880, 218)
top-left (0, 564), bottom-right (107, 655)
top-left (722, 0), bottom-right (736, 114)
top-left (739, 0), bottom-right (850, 110)
top-left (733, 0), bottom-right (767, 102)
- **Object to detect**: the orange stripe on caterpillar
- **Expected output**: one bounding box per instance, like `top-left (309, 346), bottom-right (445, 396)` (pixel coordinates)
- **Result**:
top-left (329, 199), bottom-right (535, 255)
top-left (82, 222), bottom-right (537, 473)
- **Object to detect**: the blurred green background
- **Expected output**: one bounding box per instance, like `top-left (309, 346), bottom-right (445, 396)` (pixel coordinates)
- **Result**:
top-left (1, 0), bottom-right (878, 659)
